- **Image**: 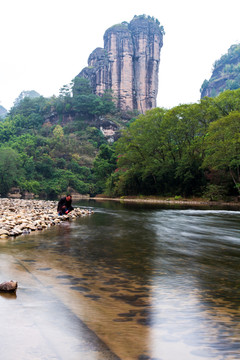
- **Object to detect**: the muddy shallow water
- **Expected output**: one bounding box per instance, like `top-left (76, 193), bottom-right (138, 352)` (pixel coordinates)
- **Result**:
top-left (0, 200), bottom-right (239, 360)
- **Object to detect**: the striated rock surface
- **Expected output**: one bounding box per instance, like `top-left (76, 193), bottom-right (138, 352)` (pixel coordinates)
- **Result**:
top-left (77, 15), bottom-right (164, 113)
top-left (0, 198), bottom-right (93, 238)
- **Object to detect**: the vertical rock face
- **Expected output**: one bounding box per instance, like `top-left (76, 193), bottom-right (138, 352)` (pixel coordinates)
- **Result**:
top-left (77, 16), bottom-right (164, 113)
top-left (129, 17), bottom-right (163, 112)
top-left (104, 24), bottom-right (134, 111)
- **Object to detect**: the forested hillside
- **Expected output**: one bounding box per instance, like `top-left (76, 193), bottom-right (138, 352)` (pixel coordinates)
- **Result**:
top-left (201, 43), bottom-right (240, 98)
top-left (0, 77), bottom-right (124, 198)
top-left (106, 89), bottom-right (240, 200)
top-left (0, 81), bottom-right (239, 201)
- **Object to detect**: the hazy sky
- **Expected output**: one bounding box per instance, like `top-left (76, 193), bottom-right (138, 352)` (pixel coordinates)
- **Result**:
top-left (1, 0), bottom-right (240, 110)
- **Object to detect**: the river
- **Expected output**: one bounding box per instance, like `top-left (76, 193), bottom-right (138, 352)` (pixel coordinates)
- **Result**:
top-left (0, 200), bottom-right (239, 360)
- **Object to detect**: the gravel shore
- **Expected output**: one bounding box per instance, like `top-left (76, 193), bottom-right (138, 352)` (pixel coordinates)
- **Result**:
top-left (0, 198), bottom-right (93, 238)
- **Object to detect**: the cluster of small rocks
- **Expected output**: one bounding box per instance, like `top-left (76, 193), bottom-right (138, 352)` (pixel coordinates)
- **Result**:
top-left (0, 198), bottom-right (93, 238)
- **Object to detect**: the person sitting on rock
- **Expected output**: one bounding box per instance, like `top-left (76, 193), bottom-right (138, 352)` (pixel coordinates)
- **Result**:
top-left (57, 194), bottom-right (74, 215)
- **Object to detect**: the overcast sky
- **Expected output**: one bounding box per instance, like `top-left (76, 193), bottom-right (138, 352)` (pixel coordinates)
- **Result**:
top-left (1, 0), bottom-right (240, 110)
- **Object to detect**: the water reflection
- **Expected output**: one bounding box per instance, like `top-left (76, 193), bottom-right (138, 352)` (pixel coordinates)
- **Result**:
top-left (0, 201), bottom-right (239, 359)
top-left (0, 292), bottom-right (17, 300)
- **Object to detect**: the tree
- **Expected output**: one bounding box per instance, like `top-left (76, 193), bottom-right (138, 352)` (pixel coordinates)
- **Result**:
top-left (0, 147), bottom-right (20, 195)
top-left (42, 169), bottom-right (90, 198)
top-left (35, 154), bottom-right (54, 178)
top-left (10, 96), bottom-right (46, 118)
top-left (59, 83), bottom-right (73, 98)
top-left (93, 144), bottom-right (117, 193)
top-left (114, 108), bottom-right (169, 195)
top-left (72, 77), bottom-right (92, 96)
top-left (101, 90), bottom-right (116, 114)
top-left (213, 89), bottom-right (240, 116)
top-left (72, 77), bottom-right (116, 117)
top-left (112, 104), bottom-right (210, 196)
top-left (203, 111), bottom-right (240, 194)
top-left (53, 125), bottom-right (64, 140)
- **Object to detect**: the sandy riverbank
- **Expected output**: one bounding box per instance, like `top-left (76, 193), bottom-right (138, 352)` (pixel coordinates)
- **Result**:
top-left (0, 198), bottom-right (92, 238)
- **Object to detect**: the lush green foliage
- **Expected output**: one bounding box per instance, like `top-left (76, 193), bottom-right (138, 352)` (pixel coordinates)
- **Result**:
top-left (0, 147), bottom-right (20, 196)
top-left (203, 111), bottom-right (240, 192)
top-left (93, 144), bottom-right (117, 194)
top-left (201, 43), bottom-right (240, 97)
top-left (106, 90), bottom-right (240, 198)
top-left (214, 44), bottom-right (240, 69)
top-left (0, 78), bottom-right (118, 198)
top-left (0, 80), bottom-right (239, 200)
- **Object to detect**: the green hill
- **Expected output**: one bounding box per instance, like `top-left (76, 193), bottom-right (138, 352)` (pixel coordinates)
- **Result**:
top-left (0, 77), bottom-right (133, 198)
top-left (200, 43), bottom-right (240, 98)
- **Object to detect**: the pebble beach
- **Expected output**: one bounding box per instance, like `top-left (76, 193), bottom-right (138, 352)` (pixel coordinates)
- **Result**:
top-left (0, 198), bottom-right (92, 238)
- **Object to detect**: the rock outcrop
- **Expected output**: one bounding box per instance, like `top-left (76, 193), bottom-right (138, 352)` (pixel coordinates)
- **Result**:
top-left (77, 15), bottom-right (164, 113)
top-left (200, 43), bottom-right (240, 98)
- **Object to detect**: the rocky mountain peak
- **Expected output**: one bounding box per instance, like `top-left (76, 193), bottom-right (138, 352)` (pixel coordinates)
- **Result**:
top-left (77, 15), bottom-right (164, 114)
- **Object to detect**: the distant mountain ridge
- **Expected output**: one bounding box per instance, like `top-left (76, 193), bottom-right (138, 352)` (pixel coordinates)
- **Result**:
top-left (201, 43), bottom-right (240, 98)
top-left (14, 90), bottom-right (41, 107)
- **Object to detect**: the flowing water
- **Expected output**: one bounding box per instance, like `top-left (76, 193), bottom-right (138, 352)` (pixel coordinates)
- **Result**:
top-left (0, 200), bottom-right (239, 360)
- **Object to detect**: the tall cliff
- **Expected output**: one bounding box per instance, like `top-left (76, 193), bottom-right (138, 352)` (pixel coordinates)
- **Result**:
top-left (200, 43), bottom-right (240, 98)
top-left (77, 15), bottom-right (164, 113)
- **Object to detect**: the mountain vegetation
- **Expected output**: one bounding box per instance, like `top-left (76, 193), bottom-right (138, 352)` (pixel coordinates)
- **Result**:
top-left (201, 43), bottom-right (240, 98)
top-left (0, 105), bottom-right (7, 119)
top-left (14, 90), bottom-right (41, 107)
top-left (105, 89), bottom-right (240, 200)
top-left (0, 77), bottom-right (122, 198)
top-left (0, 81), bottom-right (239, 201)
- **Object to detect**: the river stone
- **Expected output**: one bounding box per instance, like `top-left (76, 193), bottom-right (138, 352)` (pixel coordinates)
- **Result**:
top-left (0, 234), bottom-right (9, 238)
top-left (0, 229), bottom-right (10, 236)
top-left (0, 280), bottom-right (18, 292)
top-left (0, 198), bottom-right (93, 238)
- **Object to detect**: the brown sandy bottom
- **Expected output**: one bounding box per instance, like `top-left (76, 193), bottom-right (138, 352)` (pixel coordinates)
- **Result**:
top-left (0, 243), bottom-right (239, 360)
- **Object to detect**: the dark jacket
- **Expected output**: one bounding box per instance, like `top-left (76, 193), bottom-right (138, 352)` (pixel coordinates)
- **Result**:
top-left (57, 197), bottom-right (73, 213)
